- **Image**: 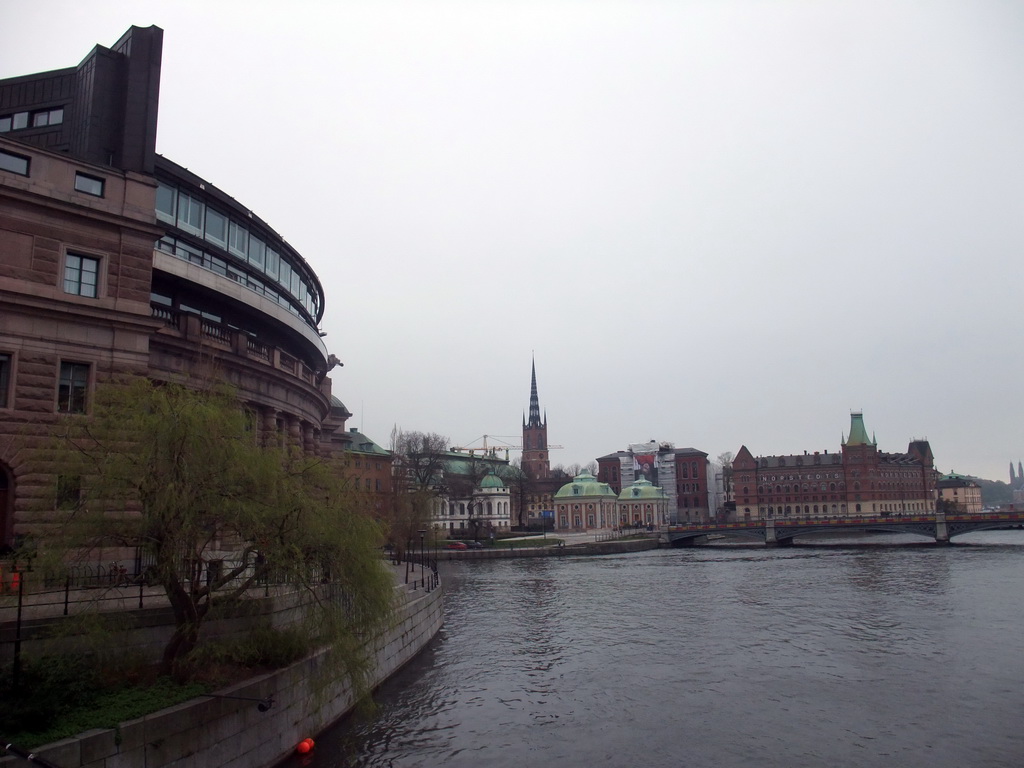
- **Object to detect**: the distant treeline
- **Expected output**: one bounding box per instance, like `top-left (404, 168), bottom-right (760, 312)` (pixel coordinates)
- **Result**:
top-left (975, 478), bottom-right (1014, 505)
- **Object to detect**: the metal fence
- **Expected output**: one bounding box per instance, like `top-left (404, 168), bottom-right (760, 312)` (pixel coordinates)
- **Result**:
top-left (1, 547), bottom-right (439, 686)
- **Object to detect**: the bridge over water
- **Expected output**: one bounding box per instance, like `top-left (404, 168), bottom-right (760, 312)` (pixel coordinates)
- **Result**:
top-left (664, 512), bottom-right (1024, 546)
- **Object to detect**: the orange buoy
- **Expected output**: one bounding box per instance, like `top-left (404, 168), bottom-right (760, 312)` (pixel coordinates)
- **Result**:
top-left (304, 738), bottom-right (315, 750)
top-left (296, 739), bottom-right (312, 755)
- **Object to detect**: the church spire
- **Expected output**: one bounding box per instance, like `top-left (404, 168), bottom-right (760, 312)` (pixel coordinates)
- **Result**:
top-left (522, 356), bottom-right (550, 479)
top-left (528, 356), bottom-right (543, 428)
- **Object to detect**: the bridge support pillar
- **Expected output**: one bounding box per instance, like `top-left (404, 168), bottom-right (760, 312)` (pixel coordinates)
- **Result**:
top-left (934, 512), bottom-right (950, 544)
top-left (765, 519), bottom-right (778, 546)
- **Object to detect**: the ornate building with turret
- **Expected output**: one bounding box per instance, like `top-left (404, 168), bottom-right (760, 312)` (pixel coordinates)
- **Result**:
top-left (730, 412), bottom-right (938, 521)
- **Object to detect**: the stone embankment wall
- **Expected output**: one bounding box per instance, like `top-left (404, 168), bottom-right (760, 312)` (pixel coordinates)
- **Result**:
top-left (435, 537), bottom-right (660, 560)
top-left (0, 583), bottom-right (443, 768)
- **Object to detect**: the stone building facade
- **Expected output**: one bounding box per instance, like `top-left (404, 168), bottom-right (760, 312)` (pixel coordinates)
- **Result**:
top-left (0, 27), bottom-right (359, 549)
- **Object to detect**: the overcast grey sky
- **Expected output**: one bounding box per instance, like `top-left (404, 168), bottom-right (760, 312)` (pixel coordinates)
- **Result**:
top-left (5, 1), bottom-right (1022, 480)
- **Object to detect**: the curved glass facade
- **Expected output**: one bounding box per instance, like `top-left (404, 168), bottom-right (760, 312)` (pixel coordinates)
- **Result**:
top-left (155, 178), bottom-right (323, 329)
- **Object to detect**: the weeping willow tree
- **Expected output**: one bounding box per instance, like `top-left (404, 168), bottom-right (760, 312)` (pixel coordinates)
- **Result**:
top-left (31, 376), bottom-right (396, 684)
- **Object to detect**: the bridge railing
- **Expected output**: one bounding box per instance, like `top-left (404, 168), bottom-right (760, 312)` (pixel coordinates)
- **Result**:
top-left (667, 511), bottom-right (1024, 533)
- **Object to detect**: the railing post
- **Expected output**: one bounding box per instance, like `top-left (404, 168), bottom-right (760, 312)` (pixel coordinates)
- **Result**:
top-left (12, 566), bottom-right (24, 691)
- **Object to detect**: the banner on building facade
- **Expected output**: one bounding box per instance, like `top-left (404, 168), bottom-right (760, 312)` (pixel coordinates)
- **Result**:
top-left (633, 453), bottom-right (658, 486)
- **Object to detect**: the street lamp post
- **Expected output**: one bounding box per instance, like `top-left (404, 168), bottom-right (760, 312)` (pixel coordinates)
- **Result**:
top-left (405, 537), bottom-right (412, 584)
top-left (418, 529), bottom-right (426, 590)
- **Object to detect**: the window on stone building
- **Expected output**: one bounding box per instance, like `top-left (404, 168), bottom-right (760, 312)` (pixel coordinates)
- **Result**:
top-left (0, 148), bottom-right (30, 175)
top-left (57, 362), bottom-right (89, 413)
top-left (64, 254), bottom-right (100, 297)
top-left (56, 474), bottom-right (82, 510)
top-left (0, 353), bottom-right (10, 407)
top-left (74, 172), bottom-right (105, 197)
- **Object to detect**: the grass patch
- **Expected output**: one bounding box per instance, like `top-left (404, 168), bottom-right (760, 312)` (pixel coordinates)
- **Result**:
top-left (0, 664), bottom-right (207, 750)
top-left (0, 627), bottom-right (310, 751)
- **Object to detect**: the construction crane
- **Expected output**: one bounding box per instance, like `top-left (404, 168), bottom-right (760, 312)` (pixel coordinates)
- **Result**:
top-left (451, 435), bottom-right (563, 460)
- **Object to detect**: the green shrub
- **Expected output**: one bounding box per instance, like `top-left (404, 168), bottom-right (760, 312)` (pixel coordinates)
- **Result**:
top-left (185, 626), bottom-right (312, 673)
top-left (0, 654), bottom-right (101, 737)
top-left (0, 673), bottom-right (206, 749)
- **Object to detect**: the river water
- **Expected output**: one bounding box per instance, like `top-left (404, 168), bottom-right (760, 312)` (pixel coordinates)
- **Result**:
top-left (280, 532), bottom-right (1024, 768)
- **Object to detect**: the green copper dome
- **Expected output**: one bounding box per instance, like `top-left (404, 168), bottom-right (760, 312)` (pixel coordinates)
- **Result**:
top-left (554, 471), bottom-right (617, 499)
top-left (617, 477), bottom-right (667, 501)
top-left (479, 470), bottom-right (506, 489)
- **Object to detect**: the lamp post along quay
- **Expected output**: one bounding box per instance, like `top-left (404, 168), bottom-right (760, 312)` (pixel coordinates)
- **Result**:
top-left (418, 530), bottom-right (426, 590)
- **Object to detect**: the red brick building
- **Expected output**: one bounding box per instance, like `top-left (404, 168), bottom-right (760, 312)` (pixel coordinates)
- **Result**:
top-left (730, 412), bottom-right (937, 521)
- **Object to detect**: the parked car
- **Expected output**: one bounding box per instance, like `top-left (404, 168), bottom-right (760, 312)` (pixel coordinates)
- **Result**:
top-left (446, 541), bottom-right (468, 550)
top-left (467, 541), bottom-right (485, 549)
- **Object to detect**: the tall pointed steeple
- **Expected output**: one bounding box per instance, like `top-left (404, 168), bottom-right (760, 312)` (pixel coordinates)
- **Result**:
top-left (522, 356), bottom-right (550, 479)
top-left (527, 356), bottom-right (544, 428)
